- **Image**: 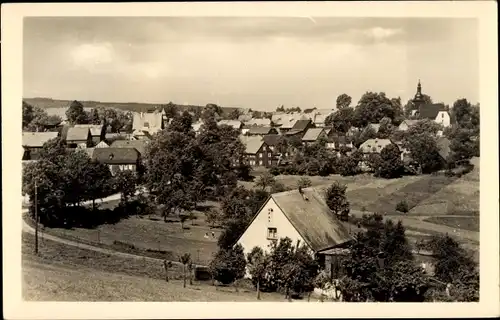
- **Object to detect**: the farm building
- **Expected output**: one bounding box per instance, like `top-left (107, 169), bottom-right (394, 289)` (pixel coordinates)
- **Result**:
top-left (235, 187), bottom-right (354, 277)
top-left (22, 131), bottom-right (59, 160)
top-left (92, 147), bottom-right (140, 175)
top-left (239, 136), bottom-right (276, 167)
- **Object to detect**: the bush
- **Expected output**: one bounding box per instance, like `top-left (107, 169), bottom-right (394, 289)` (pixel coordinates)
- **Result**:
top-left (396, 200), bottom-right (409, 213)
top-left (269, 166), bottom-right (281, 176)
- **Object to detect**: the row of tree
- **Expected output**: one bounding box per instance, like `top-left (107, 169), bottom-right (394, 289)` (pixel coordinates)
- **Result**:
top-left (22, 138), bottom-right (140, 227)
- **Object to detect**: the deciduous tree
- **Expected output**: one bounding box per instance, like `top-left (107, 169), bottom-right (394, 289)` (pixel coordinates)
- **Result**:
top-left (324, 182), bottom-right (350, 221)
top-left (336, 93), bottom-right (352, 110)
top-left (66, 100), bottom-right (88, 125)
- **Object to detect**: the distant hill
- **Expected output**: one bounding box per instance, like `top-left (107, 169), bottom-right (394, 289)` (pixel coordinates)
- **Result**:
top-left (23, 97), bottom-right (241, 115)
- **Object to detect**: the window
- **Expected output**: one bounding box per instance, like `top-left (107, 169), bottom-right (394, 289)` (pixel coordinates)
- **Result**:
top-left (441, 113), bottom-right (444, 118)
top-left (267, 227), bottom-right (277, 239)
top-left (259, 153), bottom-right (263, 158)
top-left (268, 153), bottom-right (272, 158)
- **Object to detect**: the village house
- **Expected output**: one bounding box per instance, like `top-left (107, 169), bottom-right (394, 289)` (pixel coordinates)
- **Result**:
top-left (132, 110), bottom-right (164, 135)
top-left (110, 139), bottom-right (149, 157)
top-left (217, 119), bottom-right (243, 131)
top-left (235, 187), bottom-right (354, 277)
top-left (239, 136), bottom-right (275, 167)
top-left (74, 124), bottom-right (106, 145)
top-left (302, 128), bottom-right (327, 146)
top-left (245, 118), bottom-right (272, 127)
top-left (246, 126), bottom-right (278, 136)
top-left (329, 134), bottom-right (355, 155)
top-left (22, 131), bottom-right (59, 160)
top-left (358, 138), bottom-right (398, 171)
top-left (262, 134), bottom-right (289, 161)
top-left (64, 126), bottom-right (92, 148)
top-left (285, 119), bottom-right (315, 139)
top-left (398, 119), bottom-right (419, 131)
top-left (92, 147), bottom-right (140, 175)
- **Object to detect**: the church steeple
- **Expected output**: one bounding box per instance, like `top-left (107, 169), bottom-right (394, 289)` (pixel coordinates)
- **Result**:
top-left (413, 79), bottom-right (424, 106)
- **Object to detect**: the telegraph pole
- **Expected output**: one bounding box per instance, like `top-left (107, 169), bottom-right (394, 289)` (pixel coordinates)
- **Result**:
top-left (34, 180), bottom-right (39, 254)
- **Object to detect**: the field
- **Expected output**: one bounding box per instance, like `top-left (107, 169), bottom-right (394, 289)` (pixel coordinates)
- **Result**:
top-left (22, 233), bottom-right (289, 302)
top-left (27, 205), bottom-right (220, 266)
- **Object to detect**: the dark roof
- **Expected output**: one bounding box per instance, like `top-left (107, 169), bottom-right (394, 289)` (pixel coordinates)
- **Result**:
top-left (92, 148), bottom-right (140, 164)
top-left (285, 129), bottom-right (303, 136)
top-left (292, 119), bottom-right (313, 131)
top-left (418, 103), bottom-right (447, 120)
top-left (271, 188), bottom-right (354, 251)
top-left (262, 134), bottom-right (282, 146)
top-left (247, 126), bottom-right (276, 135)
top-left (110, 140), bottom-right (148, 155)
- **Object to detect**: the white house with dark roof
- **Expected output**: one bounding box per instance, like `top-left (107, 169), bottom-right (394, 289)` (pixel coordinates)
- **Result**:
top-left (235, 187), bottom-right (354, 277)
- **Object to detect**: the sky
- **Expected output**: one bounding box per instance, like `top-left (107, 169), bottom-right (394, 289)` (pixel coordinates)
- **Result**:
top-left (23, 17), bottom-right (479, 110)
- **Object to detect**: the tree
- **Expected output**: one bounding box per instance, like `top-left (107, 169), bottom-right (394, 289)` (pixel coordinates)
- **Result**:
top-left (179, 253), bottom-right (192, 288)
top-left (113, 170), bottom-right (137, 203)
top-left (376, 144), bottom-right (404, 179)
top-left (210, 244), bottom-right (247, 287)
top-left (255, 172), bottom-right (276, 191)
top-left (325, 107), bottom-right (355, 133)
top-left (85, 161), bottom-right (113, 210)
top-left (22, 101), bottom-right (35, 129)
top-left (377, 117), bottom-right (394, 139)
top-left (168, 111), bottom-right (194, 135)
top-left (228, 109), bottom-right (242, 120)
top-left (247, 246), bottom-right (269, 299)
top-left (297, 177), bottom-right (312, 189)
top-left (163, 102), bottom-right (178, 119)
top-left (338, 151), bottom-right (361, 176)
top-left (449, 128), bottom-right (476, 164)
top-left (402, 133), bottom-right (443, 174)
top-left (354, 126), bottom-right (377, 147)
top-left (66, 100), bottom-right (88, 124)
top-left (89, 108), bottom-right (101, 125)
top-left (324, 182), bottom-right (350, 221)
top-left (340, 216), bottom-right (426, 302)
top-left (405, 119), bottom-right (443, 136)
top-left (451, 98), bottom-right (473, 128)
top-left (336, 93), bottom-right (352, 110)
top-left (276, 105), bottom-right (285, 112)
top-left (144, 130), bottom-right (201, 221)
top-left (353, 92), bottom-right (399, 127)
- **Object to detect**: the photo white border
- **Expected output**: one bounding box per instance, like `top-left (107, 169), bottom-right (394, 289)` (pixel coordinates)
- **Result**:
top-left (2, 1), bottom-right (498, 319)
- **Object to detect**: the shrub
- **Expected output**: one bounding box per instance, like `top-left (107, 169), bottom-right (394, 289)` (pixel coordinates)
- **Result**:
top-left (396, 200), bottom-right (409, 213)
top-left (269, 166), bottom-right (281, 176)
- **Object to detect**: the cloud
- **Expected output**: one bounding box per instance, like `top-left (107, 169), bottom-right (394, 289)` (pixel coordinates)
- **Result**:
top-left (361, 27), bottom-right (404, 42)
top-left (69, 42), bottom-right (115, 72)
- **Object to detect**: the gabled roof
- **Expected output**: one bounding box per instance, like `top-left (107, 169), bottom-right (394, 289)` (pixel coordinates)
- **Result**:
top-left (359, 138), bottom-right (395, 154)
top-left (292, 119), bottom-right (313, 131)
top-left (74, 124), bottom-right (104, 136)
top-left (92, 147), bottom-right (139, 164)
top-left (302, 128), bottom-right (325, 142)
top-left (262, 134), bottom-right (282, 147)
top-left (313, 113), bottom-right (330, 125)
top-left (400, 119), bottom-right (419, 128)
top-left (271, 188), bottom-right (354, 251)
top-left (110, 139), bottom-right (148, 155)
top-left (279, 118), bottom-right (298, 129)
top-left (95, 141), bottom-right (109, 148)
top-left (246, 118), bottom-right (272, 126)
top-left (66, 127), bottom-right (90, 141)
top-left (285, 129), bottom-right (303, 136)
top-left (417, 103), bottom-right (447, 120)
top-left (239, 135), bottom-right (265, 154)
top-left (217, 120), bottom-right (243, 130)
top-left (22, 132), bottom-right (59, 148)
top-left (247, 126), bottom-right (276, 135)
top-left (436, 137), bottom-right (451, 160)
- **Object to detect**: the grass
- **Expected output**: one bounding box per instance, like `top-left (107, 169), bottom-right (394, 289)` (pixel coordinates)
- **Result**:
top-left (22, 233), bottom-right (289, 302)
top-left (424, 216), bottom-right (479, 232)
top-left (28, 209), bottom-right (220, 266)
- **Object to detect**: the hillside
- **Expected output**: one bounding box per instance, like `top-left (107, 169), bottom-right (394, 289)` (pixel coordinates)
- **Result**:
top-left (23, 97), bottom-right (241, 115)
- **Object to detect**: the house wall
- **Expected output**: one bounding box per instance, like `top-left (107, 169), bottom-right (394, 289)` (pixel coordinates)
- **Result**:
top-left (245, 144), bottom-right (274, 167)
top-left (398, 122), bottom-right (409, 131)
top-left (108, 164), bottom-right (137, 175)
top-left (236, 197), bottom-right (310, 277)
top-left (434, 111), bottom-right (451, 127)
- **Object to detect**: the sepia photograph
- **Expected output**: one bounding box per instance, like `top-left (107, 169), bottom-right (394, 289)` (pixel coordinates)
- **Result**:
top-left (2, 1), bottom-right (498, 319)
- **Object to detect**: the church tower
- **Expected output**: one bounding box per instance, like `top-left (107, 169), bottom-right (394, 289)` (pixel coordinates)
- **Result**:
top-left (412, 80), bottom-right (425, 109)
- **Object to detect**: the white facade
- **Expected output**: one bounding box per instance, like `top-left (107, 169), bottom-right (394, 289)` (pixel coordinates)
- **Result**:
top-left (236, 197), bottom-right (309, 258)
top-left (434, 111), bottom-right (451, 127)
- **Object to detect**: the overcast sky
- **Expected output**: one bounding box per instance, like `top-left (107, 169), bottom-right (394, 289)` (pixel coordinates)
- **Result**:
top-left (23, 17), bottom-right (478, 110)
